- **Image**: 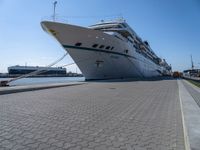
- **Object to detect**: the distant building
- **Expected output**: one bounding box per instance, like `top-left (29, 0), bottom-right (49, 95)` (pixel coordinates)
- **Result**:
top-left (183, 69), bottom-right (200, 77)
top-left (8, 65), bottom-right (67, 76)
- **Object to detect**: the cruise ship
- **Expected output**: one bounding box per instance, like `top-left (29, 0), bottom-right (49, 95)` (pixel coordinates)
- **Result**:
top-left (41, 19), bottom-right (171, 80)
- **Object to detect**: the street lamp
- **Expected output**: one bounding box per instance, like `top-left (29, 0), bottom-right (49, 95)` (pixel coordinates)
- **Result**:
top-left (53, 1), bottom-right (57, 21)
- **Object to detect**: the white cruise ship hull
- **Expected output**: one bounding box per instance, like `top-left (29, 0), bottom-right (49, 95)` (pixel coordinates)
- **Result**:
top-left (41, 21), bottom-right (162, 80)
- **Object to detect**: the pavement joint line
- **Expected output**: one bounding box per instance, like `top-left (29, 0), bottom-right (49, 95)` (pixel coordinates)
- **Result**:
top-left (178, 79), bottom-right (191, 150)
top-left (0, 82), bottom-right (86, 95)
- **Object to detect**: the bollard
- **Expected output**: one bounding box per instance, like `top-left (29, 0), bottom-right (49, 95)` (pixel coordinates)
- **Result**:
top-left (0, 80), bottom-right (9, 87)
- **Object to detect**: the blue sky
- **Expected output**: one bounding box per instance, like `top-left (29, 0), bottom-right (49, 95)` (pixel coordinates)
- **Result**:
top-left (0, 0), bottom-right (200, 73)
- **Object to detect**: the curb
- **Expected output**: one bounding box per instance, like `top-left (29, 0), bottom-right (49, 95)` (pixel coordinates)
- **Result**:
top-left (178, 80), bottom-right (191, 150)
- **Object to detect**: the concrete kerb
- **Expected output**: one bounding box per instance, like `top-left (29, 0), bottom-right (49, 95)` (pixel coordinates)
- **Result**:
top-left (178, 80), bottom-right (191, 150)
top-left (0, 82), bottom-right (86, 95)
top-left (178, 79), bottom-right (200, 150)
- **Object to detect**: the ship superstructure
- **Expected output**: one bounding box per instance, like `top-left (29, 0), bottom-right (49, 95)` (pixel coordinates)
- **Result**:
top-left (41, 19), bottom-right (171, 80)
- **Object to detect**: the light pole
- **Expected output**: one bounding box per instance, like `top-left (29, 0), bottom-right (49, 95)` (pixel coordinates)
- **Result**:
top-left (198, 63), bottom-right (200, 70)
top-left (191, 55), bottom-right (194, 70)
top-left (53, 1), bottom-right (57, 21)
top-left (198, 63), bottom-right (200, 77)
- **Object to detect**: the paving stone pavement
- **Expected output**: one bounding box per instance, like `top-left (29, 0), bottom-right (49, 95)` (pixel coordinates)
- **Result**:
top-left (0, 79), bottom-right (185, 150)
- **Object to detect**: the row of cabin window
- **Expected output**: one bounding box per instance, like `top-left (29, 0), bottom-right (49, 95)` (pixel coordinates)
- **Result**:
top-left (92, 44), bottom-right (114, 50)
top-left (75, 42), bottom-right (129, 55)
top-left (135, 46), bottom-right (159, 64)
top-left (75, 42), bottom-right (114, 50)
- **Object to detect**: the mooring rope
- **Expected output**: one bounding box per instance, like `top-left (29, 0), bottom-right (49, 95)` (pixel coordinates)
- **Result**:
top-left (0, 54), bottom-right (96, 86)
top-left (0, 53), bottom-right (68, 86)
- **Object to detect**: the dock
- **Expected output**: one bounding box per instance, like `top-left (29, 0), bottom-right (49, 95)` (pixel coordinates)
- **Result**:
top-left (0, 78), bottom-right (199, 150)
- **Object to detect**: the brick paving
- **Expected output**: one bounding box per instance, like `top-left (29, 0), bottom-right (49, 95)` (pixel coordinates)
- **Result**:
top-left (0, 79), bottom-right (185, 150)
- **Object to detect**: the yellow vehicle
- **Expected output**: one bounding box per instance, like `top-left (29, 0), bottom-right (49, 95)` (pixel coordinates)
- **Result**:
top-left (173, 71), bottom-right (180, 78)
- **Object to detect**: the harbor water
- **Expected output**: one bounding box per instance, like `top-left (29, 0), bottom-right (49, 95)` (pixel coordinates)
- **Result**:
top-left (0, 77), bottom-right (85, 86)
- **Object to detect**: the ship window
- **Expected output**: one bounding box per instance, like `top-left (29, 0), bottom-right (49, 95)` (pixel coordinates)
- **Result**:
top-left (111, 47), bottom-right (114, 50)
top-left (99, 45), bottom-right (105, 49)
top-left (75, 42), bottom-right (82, 46)
top-left (92, 44), bottom-right (98, 48)
top-left (117, 25), bottom-right (122, 28)
top-left (134, 45), bottom-right (138, 49)
top-left (121, 23), bottom-right (127, 28)
top-left (125, 50), bottom-right (129, 54)
top-left (106, 46), bottom-right (110, 50)
top-left (114, 35), bottom-right (123, 41)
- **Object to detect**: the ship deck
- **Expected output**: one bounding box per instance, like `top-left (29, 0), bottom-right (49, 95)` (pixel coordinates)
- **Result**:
top-left (0, 78), bottom-right (199, 150)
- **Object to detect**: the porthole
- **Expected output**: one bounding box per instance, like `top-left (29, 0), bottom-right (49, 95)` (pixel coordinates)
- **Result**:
top-left (106, 46), bottom-right (110, 50)
top-left (125, 50), bottom-right (129, 53)
top-left (99, 45), bottom-right (105, 49)
top-left (92, 44), bottom-right (98, 48)
top-left (75, 42), bottom-right (82, 46)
